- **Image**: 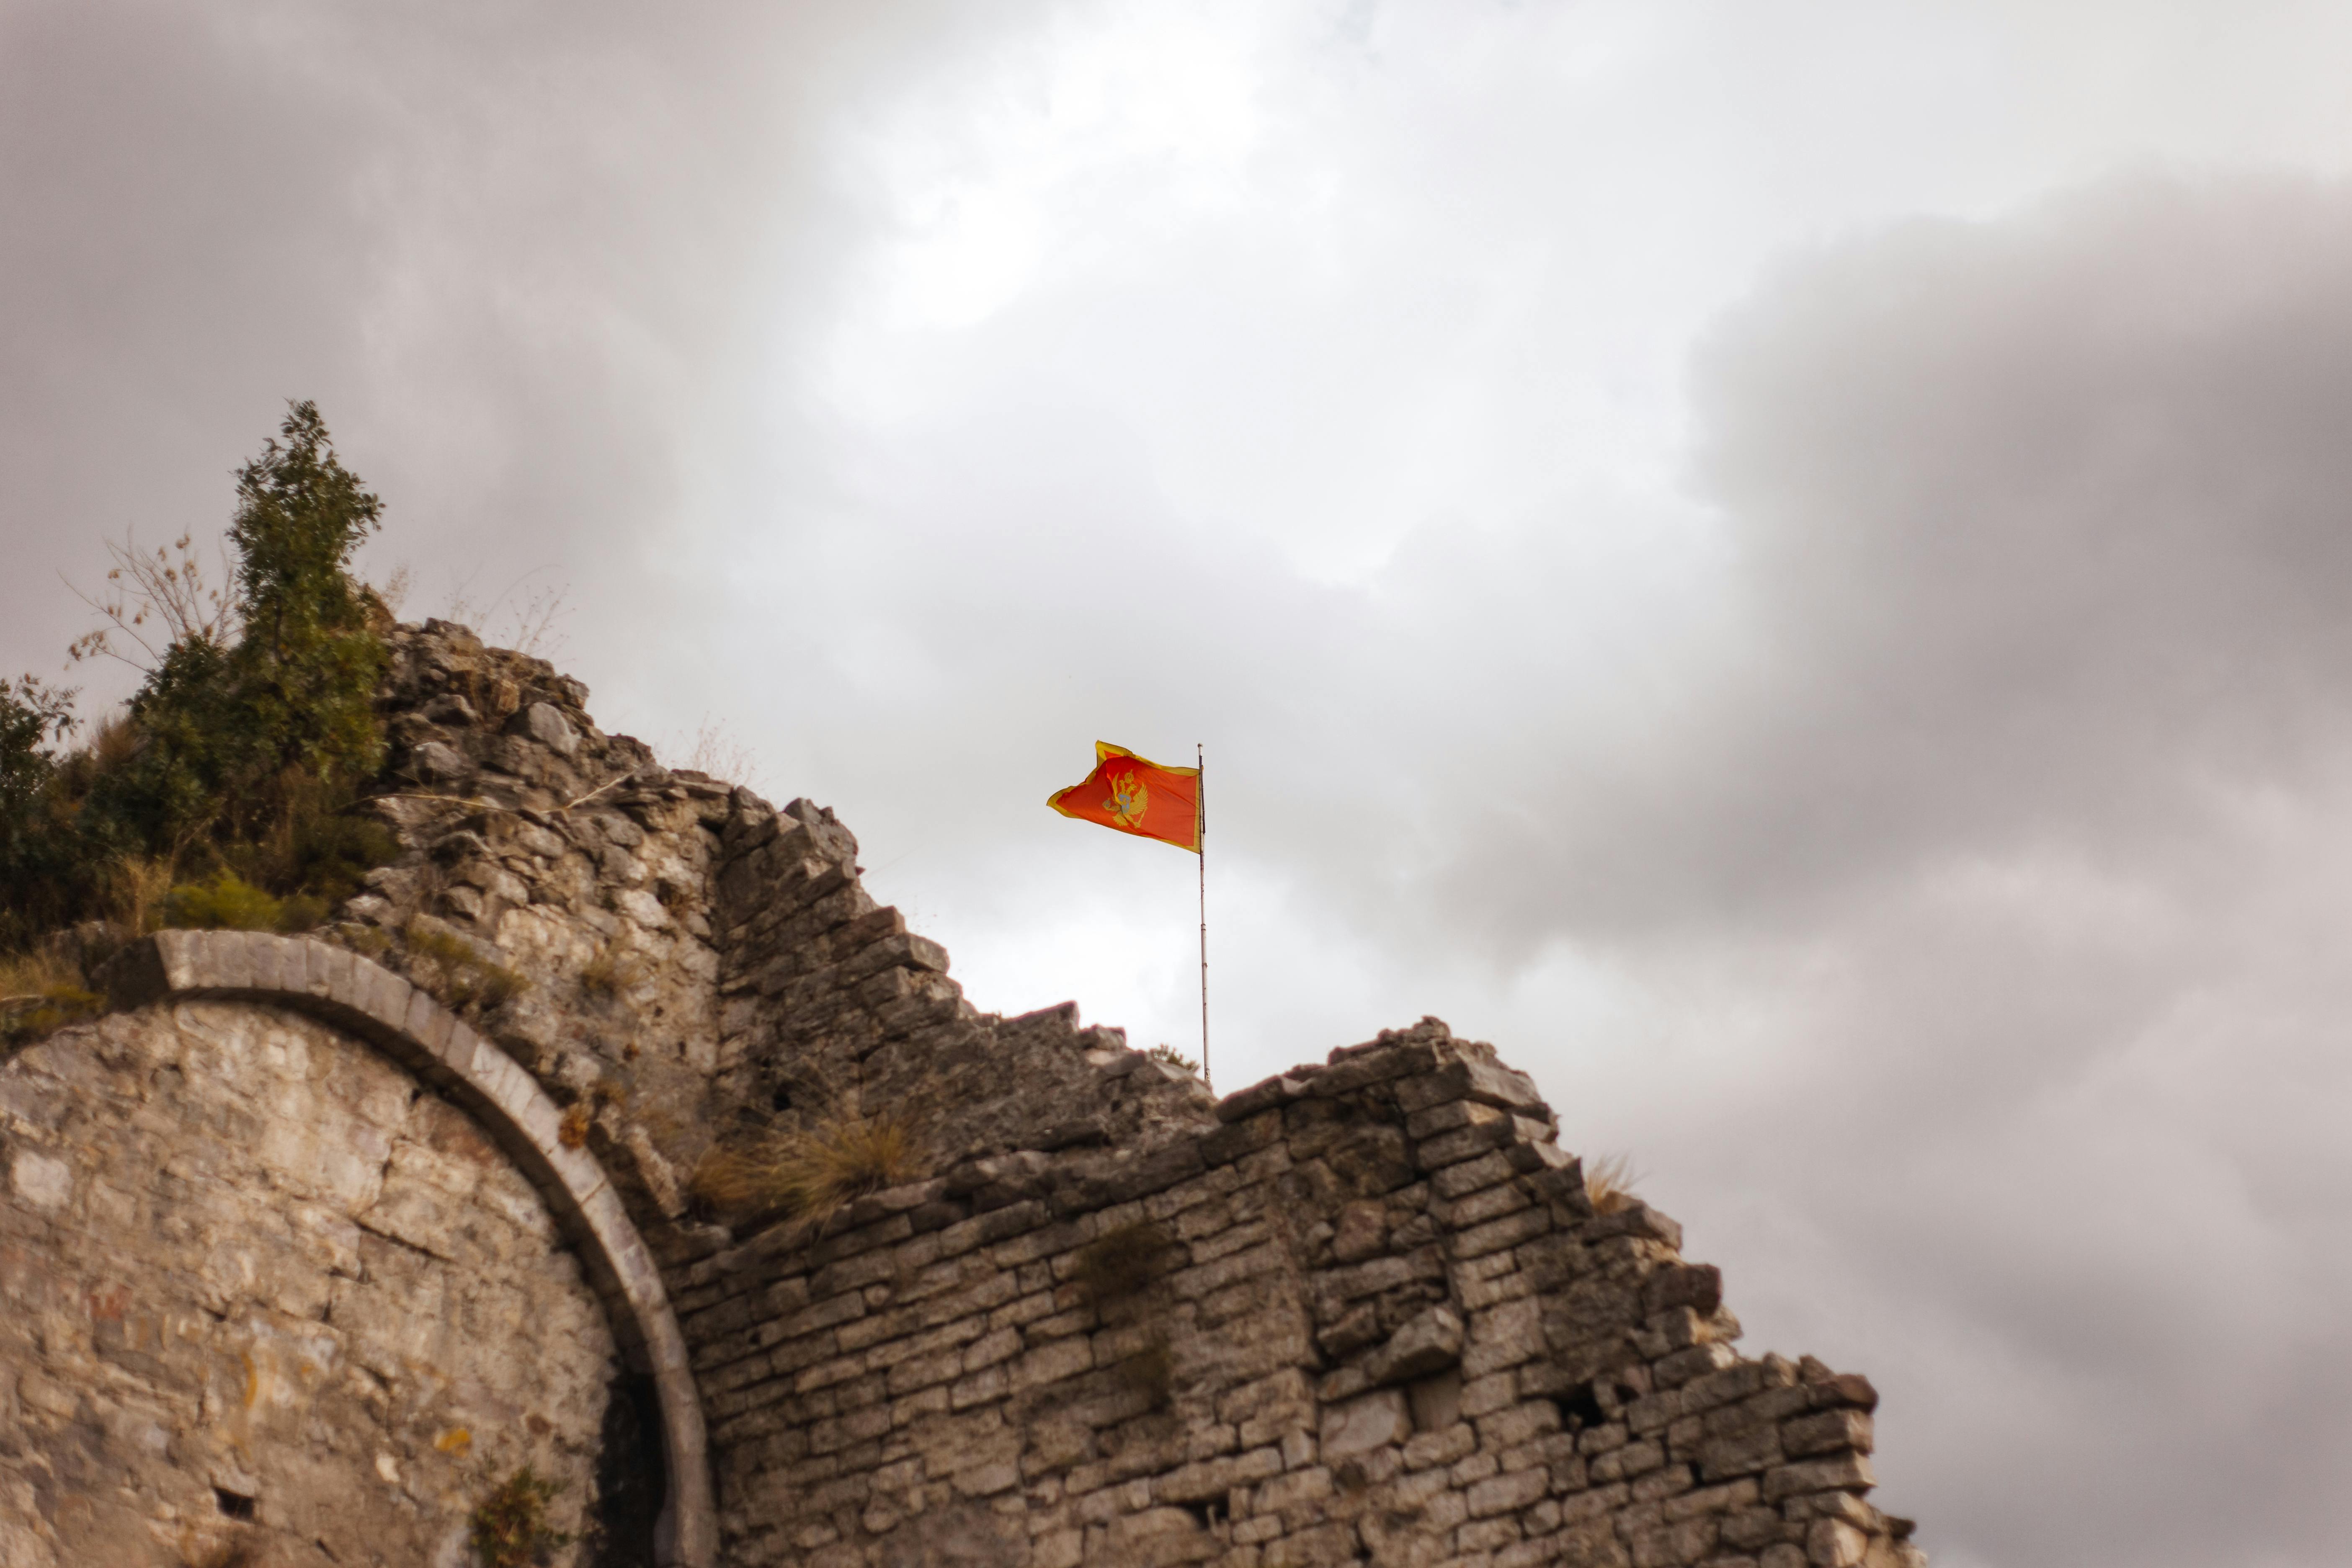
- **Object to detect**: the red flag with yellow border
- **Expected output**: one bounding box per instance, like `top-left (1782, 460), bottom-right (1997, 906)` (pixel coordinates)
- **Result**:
top-left (1047, 742), bottom-right (1201, 853)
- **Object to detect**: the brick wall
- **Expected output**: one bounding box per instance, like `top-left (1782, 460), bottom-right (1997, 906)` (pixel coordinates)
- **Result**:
top-left (672, 1022), bottom-right (1924, 1568)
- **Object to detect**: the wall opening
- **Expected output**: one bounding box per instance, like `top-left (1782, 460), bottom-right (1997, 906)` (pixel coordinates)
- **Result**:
top-left (589, 1371), bottom-right (668, 1566)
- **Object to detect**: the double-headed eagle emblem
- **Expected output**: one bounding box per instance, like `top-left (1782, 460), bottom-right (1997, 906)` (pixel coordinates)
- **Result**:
top-left (1103, 770), bottom-right (1148, 828)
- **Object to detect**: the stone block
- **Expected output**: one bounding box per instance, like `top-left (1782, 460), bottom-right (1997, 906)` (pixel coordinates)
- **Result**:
top-left (304, 939), bottom-right (354, 1003)
top-left (1760, 1454), bottom-right (1875, 1504)
top-left (1697, 1424), bottom-right (1781, 1481)
top-left (208, 930), bottom-right (258, 992)
top-left (1450, 1179), bottom-right (1535, 1229)
top-left (1321, 1390), bottom-right (1410, 1459)
top-left (1307, 1043), bottom-right (1436, 1098)
top-left (1779, 1411), bottom-right (1871, 1460)
top-left (1467, 1467), bottom-right (1550, 1519)
top-left (1461, 1298), bottom-right (1545, 1380)
top-left (1010, 1337), bottom-right (1095, 1393)
top-left (1215, 1074), bottom-right (1308, 1124)
top-left (1643, 1265), bottom-right (1723, 1319)
top-left (1808, 1374), bottom-right (1878, 1414)
top-left (1654, 1346), bottom-right (1739, 1390)
top-left (1364, 1307), bottom-right (1465, 1386)
top-left (1432, 1143), bottom-right (1522, 1201)
top-left (1200, 1114), bottom-right (1282, 1166)
top-left (1554, 1519), bottom-right (1632, 1568)
top-left (1452, 1207), bottom-right (1553, 1260)
top-left (1705, 1388), bottom-right (1808, 1440)
top-left (1416, 1115), bottom-right (1551, 1171)
top-left (398, 985), bottom-right (441, 1052)
top-left (1804, 1519), bottom-right (1867, 1568)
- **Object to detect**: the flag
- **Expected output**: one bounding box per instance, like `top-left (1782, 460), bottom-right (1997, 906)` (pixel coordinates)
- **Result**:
top-left (1047, 742), bottom-right (1202, 853)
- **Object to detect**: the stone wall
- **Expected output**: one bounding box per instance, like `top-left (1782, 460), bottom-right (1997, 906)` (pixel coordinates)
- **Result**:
top-left (707, 794), bottom-right (1217, 1168)
top-left (0, 1002), bottom-right (623, 1568)
top-left (334, 619), bottom-right (1217, 1253)
top-left (0, 619), bottom-right (1931, 1568)
top-left (669, 1023), bottom-right (1922, 1568)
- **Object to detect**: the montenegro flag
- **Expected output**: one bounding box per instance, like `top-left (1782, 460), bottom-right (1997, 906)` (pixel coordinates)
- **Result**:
top-left (1047, 742), bottom-right (1202, 853)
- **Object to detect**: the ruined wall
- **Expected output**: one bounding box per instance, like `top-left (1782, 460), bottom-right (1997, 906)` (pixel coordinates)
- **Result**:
top-left (0, 619), bottom-right (1930, 1568)
top-left (348, 618), bottom-right (738, 1247)
top-left (669, 1023), bottom-right (1921, 1568)
top-left (0, 1002), bottom-right (624, 1568)
top-left (337, 620), bottom-right (1215, 1257)
top-left (707, 795), bottom-right (1215, 1166)
top-left (304, 620), bottom-right (1933, 1568)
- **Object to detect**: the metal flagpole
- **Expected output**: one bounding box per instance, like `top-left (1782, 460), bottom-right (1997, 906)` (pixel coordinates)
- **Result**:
top-left (1197, 742), bottom-right (1209, 1092)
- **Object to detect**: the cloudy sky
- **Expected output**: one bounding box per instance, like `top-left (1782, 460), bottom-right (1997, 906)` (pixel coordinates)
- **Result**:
top-left (9, 2), bottom-right (2352, 1562)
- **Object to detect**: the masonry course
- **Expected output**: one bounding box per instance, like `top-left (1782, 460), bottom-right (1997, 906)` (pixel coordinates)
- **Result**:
top-left (0, 620), bottom-right (1926, 1568)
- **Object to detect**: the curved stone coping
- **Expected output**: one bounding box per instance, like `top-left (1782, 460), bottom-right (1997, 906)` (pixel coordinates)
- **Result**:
top-left (99, 929), bottom-right (717, 1568)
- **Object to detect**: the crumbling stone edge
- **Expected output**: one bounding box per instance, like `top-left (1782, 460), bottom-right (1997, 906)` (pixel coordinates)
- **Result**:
top-left (98, 928), bottom-right (718, 1568)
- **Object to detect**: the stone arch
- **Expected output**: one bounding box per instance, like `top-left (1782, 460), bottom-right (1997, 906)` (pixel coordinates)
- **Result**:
top-left (98, 928), bottom-right (716, 1568)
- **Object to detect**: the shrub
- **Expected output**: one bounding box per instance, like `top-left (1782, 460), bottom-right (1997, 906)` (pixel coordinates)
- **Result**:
top-left (468, 1466), bottom-right (573, 1568)
top-left (692, 1112), bottom-right (919, 1226)
top-left (0, 676), bottom-right (93, 952)
top-left (159, 871), bottom-right (288, 932)
top-left (0, 676), bottom-right (74, 840)
top-left (226, 770), bottom-right (400, 911)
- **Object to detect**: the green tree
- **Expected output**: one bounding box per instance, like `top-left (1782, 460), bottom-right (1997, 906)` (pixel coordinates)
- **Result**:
top-left (224, 399), bottom-right (387, 792)
top-left (0, 677), bottom-right (82, 946)
top-left (86, 401), bottom-right (389, 857)
top-left (3, 402), bottom-right (398, 957)
top-left (0, 676), bottom-right (74, 841)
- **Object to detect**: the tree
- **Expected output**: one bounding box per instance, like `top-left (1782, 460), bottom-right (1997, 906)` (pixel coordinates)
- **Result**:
top-left (224, 399), bottom-right (386, 791)
top-left (85, 401), bottom-right (389, 856)
top-left (5, 402), bottom-right (400, 956)
top-left (0, 677), bottom-right (85, 949)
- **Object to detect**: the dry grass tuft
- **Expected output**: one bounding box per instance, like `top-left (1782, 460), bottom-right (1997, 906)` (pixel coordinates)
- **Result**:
top-left (1583, 1153), bottom-right (1640, 1215)
top-left (1145, 1044), bottom-right (1200, 1075)
top-left (692, 1113), bottom-right (920, 1228)
top-left (403, 918), bottom-right (527, 1012)
top-left (179, 1533), bottom-right (258, 1568)
top-left (0, 948), bottom-right (105, 1049)
top-left (106, 855), bottom-right (177, 936)
top-left (0, 946), bottom-right (82, 1000)
top-left (578, 945), bottom-right (641, 999)
top-left (557, 1103), bottom-right (592, 1150)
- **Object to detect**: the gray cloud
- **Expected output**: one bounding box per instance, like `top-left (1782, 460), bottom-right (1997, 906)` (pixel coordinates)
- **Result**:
top-left (1564, 177), bottom-right (2352, 1567)
top-left (9, 5), bottom-right (2352, 1564)
top-left (0, 0), bottom-right (1019, 699)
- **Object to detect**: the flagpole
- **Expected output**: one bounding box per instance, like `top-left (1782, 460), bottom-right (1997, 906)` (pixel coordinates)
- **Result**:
top-left (1197, 742), bottom-right (1210, 1092)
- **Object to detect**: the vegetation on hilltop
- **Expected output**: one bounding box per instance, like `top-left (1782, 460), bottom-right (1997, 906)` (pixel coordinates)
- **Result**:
top-left (0, 402), bottom-right (400, 999)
